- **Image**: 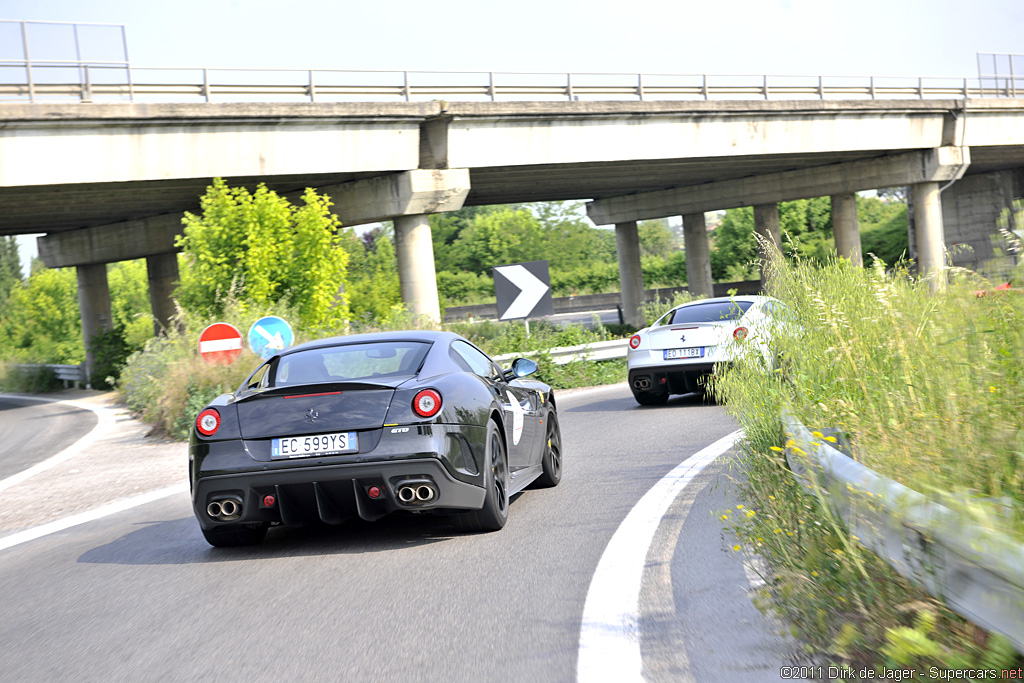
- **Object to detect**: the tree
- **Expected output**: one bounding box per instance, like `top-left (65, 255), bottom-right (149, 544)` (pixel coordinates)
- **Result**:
top-left (175, 179), bottom-right (349, 327)
top-left (638, 220), bottom-right (675, 258)
top-left (0, 236), bottom-right (22, 316)
top-left (0, 266), bottom-right (83, 363)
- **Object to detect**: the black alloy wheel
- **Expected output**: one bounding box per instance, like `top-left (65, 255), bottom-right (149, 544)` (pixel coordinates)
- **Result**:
top-left (456, 419), bottom-right (509, 532)
top-left (532, 410), bottom-right (562, 488)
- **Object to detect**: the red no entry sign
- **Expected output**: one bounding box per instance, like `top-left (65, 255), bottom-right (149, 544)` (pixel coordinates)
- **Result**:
top-left (198, 323), bottom-right (243, 365)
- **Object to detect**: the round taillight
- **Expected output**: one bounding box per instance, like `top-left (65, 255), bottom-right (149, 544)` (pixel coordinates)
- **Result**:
top-left (412, 389), bottom-right (442, 418)
top-left (263, 495), bottom-right (276, 508)
top-left (629, 334), bottom-right (641, 349)
top-left (733, 327), bottom-right (748, 341)
top-left (367, 486), bottom-right (382, 499)
top-left (196, 408), bottom-right (221, 436)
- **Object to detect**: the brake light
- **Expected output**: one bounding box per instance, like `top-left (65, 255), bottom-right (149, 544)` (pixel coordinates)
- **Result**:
top-left (412, 389), bottom-right (442, 418)
top-left (733, 327), bottom-right (748, 341)
top-left (196, 408), bottom-right (221, 436)
top-left (629, 335), bottom-right (641, 349)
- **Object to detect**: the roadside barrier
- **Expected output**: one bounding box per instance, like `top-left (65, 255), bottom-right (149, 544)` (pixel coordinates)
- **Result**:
top-left (14, 363), bottom-right (88, 389)
top-left (492, 339), bottom-right (629, 366)
top-left (783, 414), bottom-right (1024, 652)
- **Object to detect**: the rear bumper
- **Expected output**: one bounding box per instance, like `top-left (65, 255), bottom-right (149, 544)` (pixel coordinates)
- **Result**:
top-left (192, 457), bottom-right (486, 530)
top-left (628, 363), bottom-right (725, 395)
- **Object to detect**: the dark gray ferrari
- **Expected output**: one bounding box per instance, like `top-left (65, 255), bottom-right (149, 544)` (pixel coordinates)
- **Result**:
top-left (189, 330), bottom-right (562, 546)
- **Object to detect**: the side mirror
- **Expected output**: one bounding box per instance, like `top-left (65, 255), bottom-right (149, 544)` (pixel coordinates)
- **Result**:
top-left (508, 357), bottom-right (538, 379)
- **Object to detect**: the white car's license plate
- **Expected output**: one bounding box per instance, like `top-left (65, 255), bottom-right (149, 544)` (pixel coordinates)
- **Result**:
top-left (272, 432), bottom-right (358, 458)
top-left (664, 347), bottom-right (704, 360)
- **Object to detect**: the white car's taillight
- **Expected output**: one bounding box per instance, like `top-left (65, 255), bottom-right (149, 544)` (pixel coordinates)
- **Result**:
top-left (733, 327), bottom-right (748, 341)
top-left (629, 334), bottom-right (641, 349)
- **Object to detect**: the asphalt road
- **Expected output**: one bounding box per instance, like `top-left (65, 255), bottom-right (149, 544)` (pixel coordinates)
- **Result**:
top-left (0, 396), bottom-right (97, 480)
top-left (0, 386), bottom-right (792, 683)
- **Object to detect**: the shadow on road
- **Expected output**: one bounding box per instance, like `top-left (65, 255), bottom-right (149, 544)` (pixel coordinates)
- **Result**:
top-left (563, 392), bottom-right (714, 413)
top-left (77, 513), bottom-right (480, 566)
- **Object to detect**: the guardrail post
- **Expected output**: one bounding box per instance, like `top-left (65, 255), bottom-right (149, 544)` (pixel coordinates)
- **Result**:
top-left (202, 68), bottom-right (210, 102)
top-left (918, 76), bottom-right (924, 99)
top-left (869, 76), bottom-right (875, 99)
top-left (20, 22), bottom-right (35, 103)
top-left (566, 73), bottom-right (575, 101)
top-left (763, 74), bottom-right (769, 100)
top-left (488, 72), bottom-right (495, 101)
top-left (126, 65), bottom-right (135, 102)
top-left (308, 69), bottom-right (316, 102)
top-left (402, 71), bottom-right (410, 101)
top-left (963, 77), bottom-right (969, 99)
top-left (83, 64), bottom-right (92, 102)
top-left (818, 75), bottom-right (825, 100)
top-left (701, 74), bottom-right (708, 100)
top-left (637, 74), bottom-right (645, 101)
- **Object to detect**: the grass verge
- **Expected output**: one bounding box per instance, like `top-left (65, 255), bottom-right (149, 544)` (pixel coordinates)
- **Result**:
top-left (711, 256), bottom-right (1024, 671)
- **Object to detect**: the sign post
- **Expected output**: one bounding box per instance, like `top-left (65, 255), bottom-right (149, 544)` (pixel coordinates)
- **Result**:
top-left (198, 323), bottom-right (243, 365)
top-left (493, 261), bottom-right (554, 331)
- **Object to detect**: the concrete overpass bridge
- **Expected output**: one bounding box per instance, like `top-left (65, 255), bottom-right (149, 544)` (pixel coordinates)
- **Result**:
top-left (2, 92), bottom-right (1023, 375)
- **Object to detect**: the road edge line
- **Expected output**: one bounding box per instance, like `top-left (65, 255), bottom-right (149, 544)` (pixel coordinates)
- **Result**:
top-left (576, 429), bottom-right (742, 683)
top-left (0, 393), bottom-right (115, 494)
top-left (0, 481), bottom-right (189, 553)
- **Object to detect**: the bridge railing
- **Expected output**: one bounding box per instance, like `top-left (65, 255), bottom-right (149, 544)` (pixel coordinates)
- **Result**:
top-left (1, 65), bottom-right (1020, 105)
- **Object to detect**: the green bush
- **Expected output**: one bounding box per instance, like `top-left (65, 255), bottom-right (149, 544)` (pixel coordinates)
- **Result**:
top-left (0, 363), bottom-right (63, 393)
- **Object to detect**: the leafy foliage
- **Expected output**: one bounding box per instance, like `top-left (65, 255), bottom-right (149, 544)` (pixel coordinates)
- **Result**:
top-left (0, 236), bottom-right (23, 316)
top-left (0, 266), bottom-right (83, 363)
top-left (175, 179), bottom-right (349, 329)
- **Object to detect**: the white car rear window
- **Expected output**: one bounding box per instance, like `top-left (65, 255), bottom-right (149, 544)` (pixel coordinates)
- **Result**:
top-left (670, 301), bottom-right (753, 324)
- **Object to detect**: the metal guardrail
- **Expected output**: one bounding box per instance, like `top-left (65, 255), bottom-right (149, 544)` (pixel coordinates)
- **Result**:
top-left (492, 339), bottom-right (628, 366)
top-left (0, 66), bottom-right (1019, 105)
top-left (783, 413), bottom-right (1024, 652)
top-left (14, 363), bottom-right (88, 389)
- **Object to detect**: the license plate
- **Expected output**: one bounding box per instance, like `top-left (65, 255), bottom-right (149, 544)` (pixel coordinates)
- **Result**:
top-left (664, 347), bottom-right (704, 360)
top-left (272, 432), bottom-right (358, 458)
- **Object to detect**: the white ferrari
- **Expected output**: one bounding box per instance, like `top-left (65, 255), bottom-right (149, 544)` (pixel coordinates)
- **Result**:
top-left (626, 295), bottom-right (783, 405)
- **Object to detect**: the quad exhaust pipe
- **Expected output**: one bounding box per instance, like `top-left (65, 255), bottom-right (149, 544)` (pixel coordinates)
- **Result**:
top-left (396, 481), bottom-right (438, 505)
top-left (207, 496), bottom-right (243, 521)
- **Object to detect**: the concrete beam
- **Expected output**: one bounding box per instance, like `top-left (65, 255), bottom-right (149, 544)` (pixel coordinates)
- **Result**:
top-left (682, 213), bottom-right (713, 298)
top-left (830, 192), bottom-right (863, 267)
top-left (587, 147), bottom-right (970, 225)
top-left (39, 213), bottom-right (182, 268)
top-left (913, 181), bottom-right (946, 288)
top-left (394, 214), bottom-right (441, 323)
top-left (76, 263), bottom-right (112, 384)
top-left (753, 204), bottom-right (781, 285)
top-left (146, 252), bottom-right (180, 335)
top-left (287, 169), bottom-right (470, 227)
top-left (614, 222), bottom-right (645, 327)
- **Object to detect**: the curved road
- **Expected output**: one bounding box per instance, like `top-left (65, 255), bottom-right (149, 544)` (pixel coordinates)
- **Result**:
top-left (0, 396), bottom-right (97, 480)
top-left (0, 386), bottom-right (791, 682)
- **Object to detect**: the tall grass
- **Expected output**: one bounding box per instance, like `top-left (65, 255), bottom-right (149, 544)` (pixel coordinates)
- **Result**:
top-left (711, 255), bottom-right (1024, 668)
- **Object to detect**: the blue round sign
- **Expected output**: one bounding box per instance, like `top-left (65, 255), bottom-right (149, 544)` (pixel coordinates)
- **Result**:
top-left (247, 316), bottom-right (294, 360)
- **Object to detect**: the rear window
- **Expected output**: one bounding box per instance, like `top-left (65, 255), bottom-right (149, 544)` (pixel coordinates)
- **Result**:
top-left (272, 341), bottom-right (430, 386)
top-left (669, 300), bottom-right (753, 324)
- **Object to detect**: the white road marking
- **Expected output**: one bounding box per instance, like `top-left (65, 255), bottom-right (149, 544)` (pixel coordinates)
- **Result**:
top-left (0, 394), bottom-right (115, 494)
top-left (577, 430), bottom-right (743, 683)
top-left (0, 482), bottom-right (188, 553)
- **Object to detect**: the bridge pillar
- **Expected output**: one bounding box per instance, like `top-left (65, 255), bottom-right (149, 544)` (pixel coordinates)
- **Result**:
top-left (76, 263), bottom-right (113, 384)
top-left (682, 213), bottom-right (713, 298)
top-left (831, 192), bottom-right (862, 267)
top-left (615, 221), bottom-right (645, 328)
top-left (753, 204), bottom-right (782, 287)
top-left (912, 181), bottom-right (946, 288)
top-left (146, 252), bottom-right (180, 335)
top-left (394, 214), bottom-right (441, 323)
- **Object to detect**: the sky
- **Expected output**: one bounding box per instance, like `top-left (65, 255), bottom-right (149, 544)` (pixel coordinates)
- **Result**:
top-left (4, 0), bottom-right (1024, 273)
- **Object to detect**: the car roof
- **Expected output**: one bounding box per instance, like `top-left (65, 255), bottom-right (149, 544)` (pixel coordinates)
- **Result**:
top-left (670, 295), bottom-right (772, 311)
top-left (281, 329), bottom-right (463, 357)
